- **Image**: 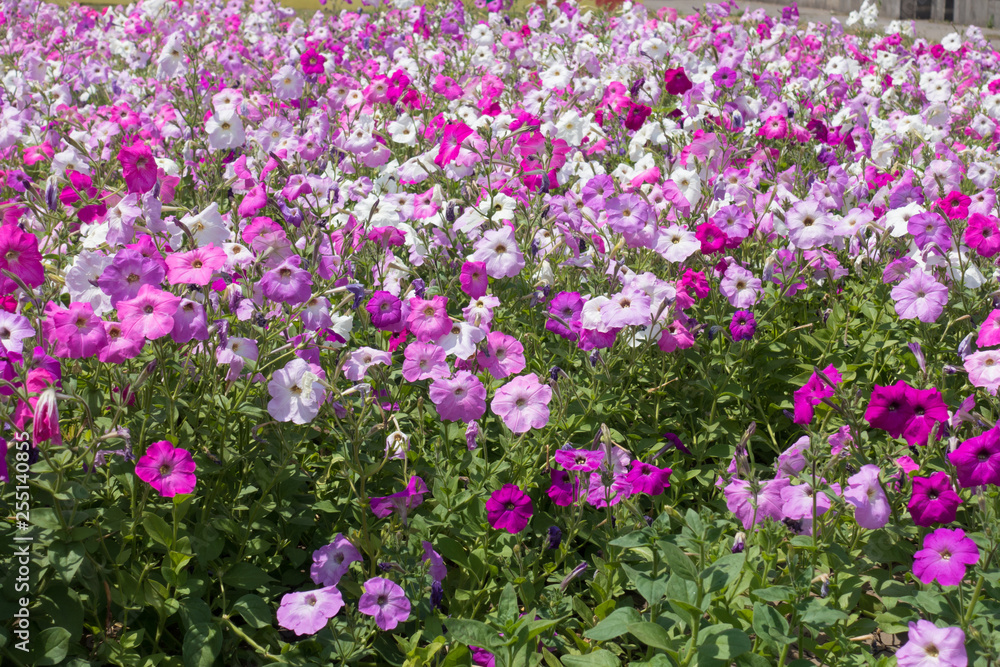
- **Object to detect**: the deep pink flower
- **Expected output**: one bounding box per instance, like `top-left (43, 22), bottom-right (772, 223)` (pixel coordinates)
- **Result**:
top-left (486, 484), bottom-right (533, 533)
top-left (300, 48), bottom-right (326, 75)
top-left (366, 291), bottom-right (403, 330)
top-left (99, 321), bottom-right (145, 363)
top-left (401, 342), bottom-right (449, 382)
top-left (663, 67), bottom-right (692, 95)
top-left (359, 577), bottom-right (410, 631)
top-left (547, 468), bottom-right (583, 507)
top-left (901, 385), bottom-right (949, 446)
top-left (459, 261), bottom-right (488, 298)
top-left (0, 224), bottom-right (45, 292)
top-left (546, 291), bottom-right (583, 341)
top-left (491, 373), bottom-right (553, 433)
top-left (117, 141), bottom-right (157, 195)
top-left (977, 309), bottom-right (1000, 347)
top-left (913, 528), bottom-right (979, 586)
top-left (909, 472), bottom-right (962, 526)
top-left (625, 461), bottom-right (672, 495)
top-left (865, 381), bottom-right (915, 439)
top-left (792, 365), bottom-right (842, 425)
top-left (407, 295), bottom-right (451, 342)
top-left (135, 441), bottom-right (197, 497)
top-left (965, 212), bottom-right (1000, 257)
top-left (435, 123), bottom-right (473, 168)
top-left (948, 426), bottom-right (1000, 487)
top-left (554, 447), bottom-right (605, 472)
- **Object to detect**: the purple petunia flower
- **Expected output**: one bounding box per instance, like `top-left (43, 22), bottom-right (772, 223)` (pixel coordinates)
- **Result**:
top-left (948, 425), bottom-right (1000, 487)
top-left (358, 577), bottom-right (411, 631)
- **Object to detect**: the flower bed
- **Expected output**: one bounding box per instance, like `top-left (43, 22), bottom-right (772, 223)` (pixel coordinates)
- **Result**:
top-left (2, 0), bottom-right (1000, 664)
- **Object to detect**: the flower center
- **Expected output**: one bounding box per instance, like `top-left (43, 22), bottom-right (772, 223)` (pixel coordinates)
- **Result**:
top-left (143, 305), bottom-right (154, 315)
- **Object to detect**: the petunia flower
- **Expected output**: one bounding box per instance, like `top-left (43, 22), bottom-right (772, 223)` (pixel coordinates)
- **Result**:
top-left (896, 621), bottom-right (967, 667)
top-left (267, 358), bottom-right (327, 424)
top-left (118, 285), bottom-right (181, 341)
top-left (428, 371), bottom-right (487, 422)
top-left (358, 577), bottom-right (411, 631)
top-left (277, 586), bottom-right (344, 636)
top-left (486, 484), bottom-right (533, 533)
top-left (912, 528), bottom-right (979, 586)
top-left (892, 268), bottom-right (947, 323)
top-left (135, 440), bottom-right (197, 497)
top-left (491, 373), bottom-right (553, 433)
top-left (948, 426), bottom-right (1000, 487)
top-left (843, 464), bottom-right (890, 529)
top-left (908, 472), bottom-right (962, 526)
top-left (311, 534), bottom-right (363, 587)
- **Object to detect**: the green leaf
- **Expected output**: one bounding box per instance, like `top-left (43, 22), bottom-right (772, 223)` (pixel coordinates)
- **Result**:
top-left (183, 622), bottom-right (222, 667)
top-left (221, 563), bottom-right (275, 590)
top-left (49, 543), bottom-right (86, 584)
top-left (446, 618), bottom-right (504, 649)
top-left (627, 622), bottom-right (673, 651)
top-left (561, 649), bottom-right (621, 667)
top-left (658, 542), bottom-right (698, 581)
top-left (797, 598), bottom-right (848, 628)
top-left (33, 627), bottom-right (71, 666)
top-left (143, 513), bottom-right (174, 548)
top-left (584, 607), bottom-right (641, 641)
top-left (751, 586), bottom-right (796, 603)
top-left (499, 583), bottom-right (518, 623)
top-left (752, 602), bottom-right (791, 648)
top-left (609, 530), bottom-right (651, 548)
top-left (231, 595), bottom-right (272, 629)
top-left (701, 553), bottom-right (745, 594)
top-left (695, 627), bottom-right (751, 662)
top-left (622, 563), bottom-right (667, 606)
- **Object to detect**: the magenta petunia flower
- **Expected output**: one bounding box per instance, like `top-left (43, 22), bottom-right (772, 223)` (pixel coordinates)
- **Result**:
top-left (311, 534), bottom-right (363, 586)
top-left (117, 141), bottom-right (157, 195)
top-left (547, 468), bottom-right (583, 507)
top-left (978, 309), bottom-right (1000, 347)
top-left (434, 123), bottom-right (473, 168)
top-left (913, 528), bottom-right (979, 586)
top-left (891, 268), bottom-right (948, 323)
top-left (901, 385), bottom-right (949, 446)
top-left (0, 224), bottom-right (45, 293)
top-left (965, 212), bottom-right (1000, 258)
top-left (908, 472), bottom-right (962, 526)
top-left (729, 310), bottom-right (756, 341)
top-left (486, 484), bottom-right (533, 533)
top-left (276, 586), bottom-right (344, 636)
top-left (358, 577), bottom-right (411, 631)
top-left (117, 285), bottom-right (182, 341)
top-left (300, 48), bottom-right (326, 75)
top-left (896, 621), bottom-right (967, 667)
top-left (407, 295), bottom-right (452, 342)
top-left (663, 67), bottom-right (692, 95)
top-left (948, 426), bottom-right (1000, 487)
top-left (369, 476), bottom-right (428, 520)
top-left (792, 365), bottom-right (842, 425)
top-left (553, 447), bottom-right (605, 472)
top-left (625, 461), bottom-right (672, 495)
top-left (491, 373), bottom-right (553, 433)
top-left (864, 381), bottom-right (916, 439)
top-left (366, 291), bottom-right (403, 330)
top-left (459, 261), bottom-right (488, 299)
top-left (546, 291), bottom-right (584, 341)
top-left (843, 464), bottom-right (890, 529)
top-left (428, 371), bottom-right (487, 422)
top-left (135, 440), bottom-right (197, 497)
top-left (165, 245), bottom-right (227, 286)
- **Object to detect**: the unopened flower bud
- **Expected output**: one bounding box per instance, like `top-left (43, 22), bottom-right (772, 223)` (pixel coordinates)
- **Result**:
top-left (732, 531), bottom-right (746, 554)
top-left (560, 562), bottom-right (588, 592)
top-left (546, 525), bottom-right (562, 550)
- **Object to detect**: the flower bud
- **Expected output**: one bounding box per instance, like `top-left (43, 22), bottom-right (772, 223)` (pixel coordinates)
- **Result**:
top-left (560, 562), bottom-right (588, 592)
top-left (546, 525), bottom-right (562, 550)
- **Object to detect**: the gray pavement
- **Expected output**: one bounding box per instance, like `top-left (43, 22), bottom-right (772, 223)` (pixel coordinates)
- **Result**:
top-left (641, 0), bottom-right (1000, 43)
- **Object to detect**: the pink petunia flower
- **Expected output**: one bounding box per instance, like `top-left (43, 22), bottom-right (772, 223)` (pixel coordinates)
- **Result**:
top-left (719, 264), bottom-right (762, 308)
top-left (459, 261), bottom-right (489, 298)
top-left (977, 309), bottom-right (1000, 347)
top-left (135, 440), bottom-right (197, 497)
top-left (407, 295), bottom-right (452, 342)
top-left (428, 371), bottom-right (487, 422)
top-left (908, 472), bottom-right (962, 526)
top-left (477, 331), bottom-right (526, 379)
top-left (554, 447), bottom-right (605, 472)
top-left (343, 347), bottom-right (392, 382)
top-left (625, 461), bottom-right (672, 495)
top-left (277, 586), bottom-right (344, 636)
top-left (165, 245), bottom-right (227, 286)
top-left (44, 302), bottom-right (108, 359)
top-left (422, 541), bottom-right (447, 582)
top-left (117, 285), bottom-right (181, 341)
top-left (369, 476), bottom-right (428, 520)
top-left (401, 342), bottom-right (449, 382)
top-left (0, 223), bottom-right (45, 292)
top-left (896, 621), bottom-right (966, 667)
top-left (434, 123), bottom-right (473, 168)
top-left (491, 373), bottom-right (553, 433)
